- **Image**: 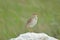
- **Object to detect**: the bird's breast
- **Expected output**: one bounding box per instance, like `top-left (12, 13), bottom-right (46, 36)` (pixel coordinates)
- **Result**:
top-left (28, 17), bottom-right (38, 27)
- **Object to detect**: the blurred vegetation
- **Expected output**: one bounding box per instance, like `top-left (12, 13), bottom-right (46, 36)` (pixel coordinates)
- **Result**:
top-left (0, 0), bottom-right (60, 40)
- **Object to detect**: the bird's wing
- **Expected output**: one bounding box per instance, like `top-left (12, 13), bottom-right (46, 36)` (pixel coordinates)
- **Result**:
top-left (27, 17), bottom-right (33, 24)
top-left (26, 15), bottom-right (34, 27)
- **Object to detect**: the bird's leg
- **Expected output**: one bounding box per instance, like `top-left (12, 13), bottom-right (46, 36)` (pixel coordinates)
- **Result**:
top-left (26, 25), bottom-right (34, 32)
top-left (28, 27), bottom-right (34, 32)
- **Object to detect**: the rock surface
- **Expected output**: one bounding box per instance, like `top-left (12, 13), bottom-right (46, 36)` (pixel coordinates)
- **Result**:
top-left (10, 32), bottom-right (58, 40)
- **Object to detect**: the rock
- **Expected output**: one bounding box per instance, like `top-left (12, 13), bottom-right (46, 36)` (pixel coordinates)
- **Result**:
top-left (10, 32), bottom-right (58, 40)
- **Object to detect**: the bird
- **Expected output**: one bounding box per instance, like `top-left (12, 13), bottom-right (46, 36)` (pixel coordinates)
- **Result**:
top-left (25, 13), bottom-right (38, 32)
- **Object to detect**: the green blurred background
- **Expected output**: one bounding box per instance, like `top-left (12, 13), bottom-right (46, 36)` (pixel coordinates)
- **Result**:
top-left (0, 0), bottom-right (60, 40)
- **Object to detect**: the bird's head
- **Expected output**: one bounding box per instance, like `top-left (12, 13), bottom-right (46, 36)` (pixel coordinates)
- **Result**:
top-left (32, 13), bottom-right (38, 17)
top-left (32, 13), bottom-right (38, 20)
